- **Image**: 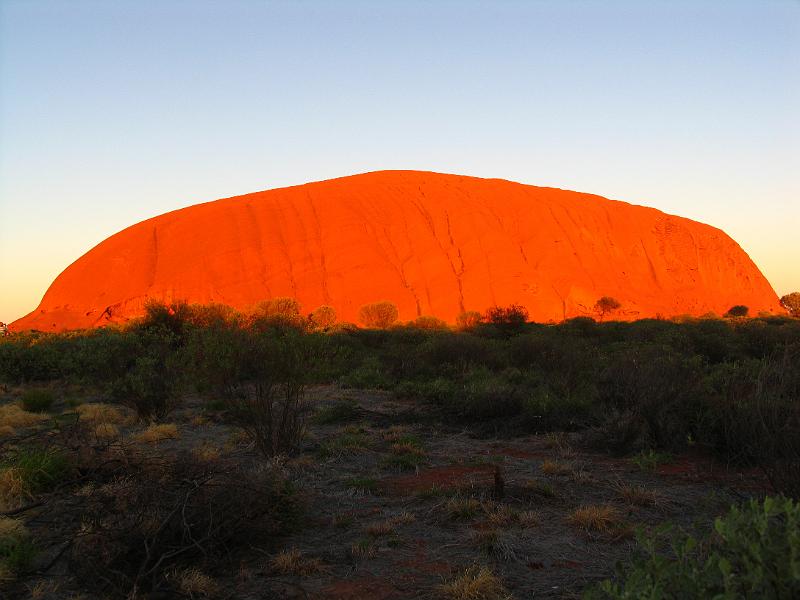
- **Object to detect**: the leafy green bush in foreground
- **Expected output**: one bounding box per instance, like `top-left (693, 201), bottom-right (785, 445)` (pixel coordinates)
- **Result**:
top-left (587, 495), bottom-right (800, 600)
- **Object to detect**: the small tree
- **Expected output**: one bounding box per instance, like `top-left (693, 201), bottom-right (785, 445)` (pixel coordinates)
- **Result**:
top-left (358, 301), bottom-right (399, 329)
top-left (309, 305), bottom-right (337, 331)
top-left (594, 296), bottom-right (621, 321)
top-left (780, 292), bottom-right (800, 316)
top-left (456, 311), bottom-right (483, 330)
top-left (725, 305), bottom-right (749, 318)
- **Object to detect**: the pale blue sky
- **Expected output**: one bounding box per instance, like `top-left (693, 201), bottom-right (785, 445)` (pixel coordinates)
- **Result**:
top-left (1, 0), bottom-right (798, 322)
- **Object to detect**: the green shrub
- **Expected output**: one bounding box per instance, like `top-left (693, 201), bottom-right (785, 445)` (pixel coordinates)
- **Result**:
top-left (313, 400), bottom-right (360, 425)
top-left (0, 519), bottom-right (36, 576)
top-left (340, 357), bottom-right (394, 390)
top-left (522, 383), bottom-right (594, 431)
top-left (112, 329), bottom-right (182, 421)
top-left (4, 447), bottom-right (71, 496)
top-left (705, 350), bottom-right (800, 497)
top-left (19, 389), bottom-right (55, 413)
top-left (586, 496), bottom-right (800, 599)
top-left (630, 449), bottom-right (673, 471)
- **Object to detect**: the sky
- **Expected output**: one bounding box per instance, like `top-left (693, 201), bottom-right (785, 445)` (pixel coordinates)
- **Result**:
top-left (1, 0), bottom-right (798, 323)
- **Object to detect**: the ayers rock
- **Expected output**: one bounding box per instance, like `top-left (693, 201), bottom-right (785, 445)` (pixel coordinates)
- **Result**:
top-left (13, 170), bottom-right (782, 331)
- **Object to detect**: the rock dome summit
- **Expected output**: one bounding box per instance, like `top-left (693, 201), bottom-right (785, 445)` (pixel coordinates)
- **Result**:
top-left (12, 171), bottom-right (782, 331)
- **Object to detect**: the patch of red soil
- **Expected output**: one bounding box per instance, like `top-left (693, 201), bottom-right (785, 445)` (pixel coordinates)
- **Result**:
top-left (381, 464), bottom-right (495, 495)
top-left (552, 560), bottom-right (584, 570)
top-left (316, 578), bottom-right (402, 600)
top-left (12, 170), bottom-right (783, 332)
top-left (656, 455), bottom-right (770, 492)
top-left (395, 539), bottom-right (453, 577)
top-left (487, 444), bottom-right (543, 460)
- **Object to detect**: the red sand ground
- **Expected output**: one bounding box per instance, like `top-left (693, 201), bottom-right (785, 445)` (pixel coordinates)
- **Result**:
top-left (12, 170), bottom-right (782, 331)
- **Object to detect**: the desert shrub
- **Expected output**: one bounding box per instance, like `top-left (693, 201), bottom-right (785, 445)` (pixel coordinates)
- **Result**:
top-left (484, 304), bottom-right (528, 336)
top-left (411, 315), bottom-right (449, 330)
top-left (19, 388), bottom-right (55, 413)
top-left (781, 292), bottom-right (800, 316)
top-left (725, 304), bottom-right (749, 318)
top-left (136, 299), bottom-right (192, 340)
top-left (309, 305), bottom-right (337, 330)
top-left (185, 302), bottom-right (237, 328)
top-left (394, 377), bottom-right (459, 405)
top-left (599, 346), bottom-right (704, 452)
top-left (416, 333), bottom-right (506, 375)
top-left (1, 446), bottom-right (71, 503)
top-left (112, 328), bottom-right (183, 421)
top-left (340, 356), bottom-right (394, 390)
top-left (253, 297), bottom-right (302, 319)
top-left (396, 368), bottom-right (521, 421)
top-left (313, 400), bottom-right (360, 425)
top-left (706, 350), bottom-right (800, 497)
top-left (522, 382), bottom-right (595, 431)
top-left (70, 453), bottom-right (301, 597)
top-left (456, 310), bottom-right (483, 330)
top-left (562, 316), bottom-right (599, 337)
top-left (446, 367), bottom-right (523, 420)
top-left (587, 496), bottom-right (800, 599)
top-left (358, 301), bottom-right (399, 329)
top-left (226, 332), bottom-right (323, 456)
top-left (0, 518), bottom-right (36, 578)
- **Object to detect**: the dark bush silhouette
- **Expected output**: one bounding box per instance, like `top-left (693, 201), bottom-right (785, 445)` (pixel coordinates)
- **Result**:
top-left (726, 305), bottom-right (749, 318)
top-left (484, 304), bottom-right (528, 335)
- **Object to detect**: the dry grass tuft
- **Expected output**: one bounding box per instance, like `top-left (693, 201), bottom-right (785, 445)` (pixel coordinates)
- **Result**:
top-left (472, 529), bottom-right (519, 560)
top-left (0, 425), bottom-right (15, 437)
top-left (169, 567), bottom-right (218, 598)
top-left (269, 547), bottom-right (325, 576)
top-left (0, 469), bottom-right (25, 510)
top-left (438, 565), bottom-right (512, 600)
top-left (366, 519), bottom-right (396, 537)
top-left (391, 511), bottom-right (416, 525)
top-left (76, 403), bottom-right (126, 425)
top-left (27, 580), bottom-right (61, 599)
top-left (350, 539), bottom-right (377, 560)
top-left (518, 510), bottom-right (540, 528)
top-left (391, 441), bottom-right (424, 455)
top-left (567, 505), bottom-right (625, 534)
top-left (381, 425), bottom-right (410, 443)
top-left (540, 459), bottom-right (572, 476)
top-left (0, 404), bottom-right (48, 429)
top-left (0, 516), bottom-right (27, 539)
top-left (93, 423), bottom-right (120, 440)
top-left (445, 496), bottom-right (483, 521)
top-left (191, 443), bottom-right (221, 463)
top-left (190, 415), bottom-right (209, 427)
top-left (133, 423), bottom-right (179, 443)
top-left (615, 483), bottom-right (658, 507)
top-left (486, 504), bottom-right (518, 528)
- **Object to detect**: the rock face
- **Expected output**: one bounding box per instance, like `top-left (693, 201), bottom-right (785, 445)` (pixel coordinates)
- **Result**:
top-left (12, 170), bottom-right (782, 331)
